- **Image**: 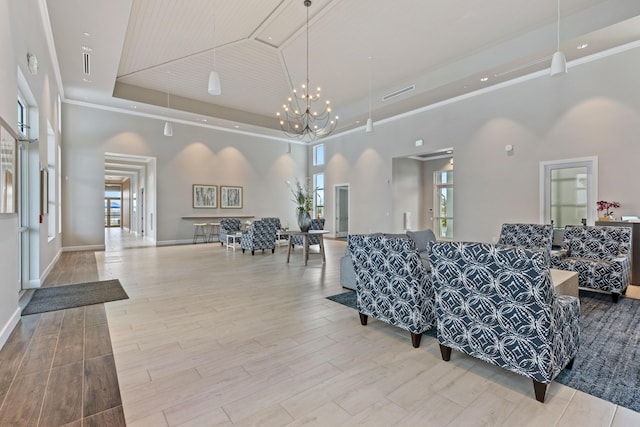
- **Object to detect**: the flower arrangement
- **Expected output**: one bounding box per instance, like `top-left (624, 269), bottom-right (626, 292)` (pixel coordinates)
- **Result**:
top-left (597, 200), bottom-right (620, 218)
top-left (291, 178), bottom-right (315, 213)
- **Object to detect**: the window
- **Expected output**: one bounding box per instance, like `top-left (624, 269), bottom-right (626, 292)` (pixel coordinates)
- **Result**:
top-left (434, 170), bottom-right (453, 239)
top-left (105, 185), bottom-right (122, 227)
top-left (314, 173), bottom-right (324, 219)
top-left (17, 94), bottom-right (27, 136)
top-left (313, 144), bottom-right (324, 166)
top-left (47, 122), bottom-right (56, 239)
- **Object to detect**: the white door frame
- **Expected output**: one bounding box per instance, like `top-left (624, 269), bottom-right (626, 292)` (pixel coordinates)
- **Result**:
top-left (539, 156), bottom-right (598, 226)
top-left (334, 183), bottom-right (349, 238)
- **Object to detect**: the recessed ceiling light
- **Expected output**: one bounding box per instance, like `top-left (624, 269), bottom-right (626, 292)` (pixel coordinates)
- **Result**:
top-left (130, 105), bottom-right (137, 109)
top-left (577, 43), bottom-right (589, 50)
top-left (234, 125), bottom-right (240, 129)
top-left (83, 32), bottom-right (90, 36)
top-left (82, 45), bottom-right (92, 52)
top-left (201, 119), bottom-right (208, 123)
top-left (480, 77), bottom-right (489, 82)
top-left (82, 78), bottom-right (91, 82)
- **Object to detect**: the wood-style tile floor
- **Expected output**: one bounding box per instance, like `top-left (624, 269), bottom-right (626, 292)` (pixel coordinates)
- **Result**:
top-left (2, 229), bottom-right (640, 426)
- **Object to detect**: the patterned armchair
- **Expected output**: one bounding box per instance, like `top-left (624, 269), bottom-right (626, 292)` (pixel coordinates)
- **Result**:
top-left (219, 218), bottom-right (242, 246)
top-left (551, 225), bottom-right (631, 302)
top-left (240, 219), bottom-right (277, 255)
top-left (262, 217), bottom-right (288, 245)
top-left (292, 219), bottom-right (325, 247)
top-left (498, 223), bottom-right (553, 260)
top-left (347, 234), bottom-right (436, 348)
top-left (428, 241), bottom-right (580, 403)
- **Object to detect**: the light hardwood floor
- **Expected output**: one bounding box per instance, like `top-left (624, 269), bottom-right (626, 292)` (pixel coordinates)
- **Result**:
top-left (97, 237), bottom-right (639, 426)
top-left (3, 231), bottom-right (640, 426)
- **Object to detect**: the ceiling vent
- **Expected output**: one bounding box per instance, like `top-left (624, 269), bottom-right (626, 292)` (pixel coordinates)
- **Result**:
top-left (382, 84), bottom-right (415, 101)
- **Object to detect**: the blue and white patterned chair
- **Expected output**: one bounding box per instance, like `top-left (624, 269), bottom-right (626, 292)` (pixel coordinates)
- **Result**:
top-left (262, 217), bottom-right (288, 245)
top-left (292, 218), bottom-right (325, 248)
top-left (219, 218), bottom-right (242, 246)
top-left (348, 234), bottom-right (436, 348)
top-left (551, 225), bottom-right (631, 302)
top-left (240, 219), bottom-right (276, 255)
top-left (428, 241), bottom-right (580, 403)
top-left (498, 223), bottom-right (553, 260)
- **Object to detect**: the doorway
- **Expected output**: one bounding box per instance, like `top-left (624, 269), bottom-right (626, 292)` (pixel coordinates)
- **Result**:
top-left (104, 184), bottom-right (122, 228)
top-left (540, 157), bottom-right (598, 226)
top-left (335, 184), bottom-right (349, 238)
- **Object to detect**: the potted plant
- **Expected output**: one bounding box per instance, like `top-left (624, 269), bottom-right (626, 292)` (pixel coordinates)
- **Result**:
top-left (597, 200), bottom-right (620, 220)
top-left (291, 179), bottom-right (315, 231)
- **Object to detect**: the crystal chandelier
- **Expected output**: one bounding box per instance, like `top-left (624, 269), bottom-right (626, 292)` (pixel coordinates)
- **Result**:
top-left (277, 0), bottom-right (338, 141)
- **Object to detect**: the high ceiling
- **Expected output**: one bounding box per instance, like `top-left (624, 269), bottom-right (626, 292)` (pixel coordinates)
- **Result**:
top-left (45, 0), bottom-right (640, 142)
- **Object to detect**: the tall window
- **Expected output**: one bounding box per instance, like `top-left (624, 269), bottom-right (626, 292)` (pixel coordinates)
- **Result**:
top-left (434, 170), bottom-right (453, 239)
top-left (17, 94), bottom-right (28, 136)
top-left (314, 173), bottom-right (324, 219)
top-left (47, 122), bottom-right (56, 239)
top-left (105, 185), bottom-right (122, 227)
top-left (313, 144), bottom-right (324, 166)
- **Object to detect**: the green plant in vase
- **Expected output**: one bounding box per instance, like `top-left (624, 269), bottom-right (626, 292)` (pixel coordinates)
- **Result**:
top-left (291, 179), bottom-right (315, 231)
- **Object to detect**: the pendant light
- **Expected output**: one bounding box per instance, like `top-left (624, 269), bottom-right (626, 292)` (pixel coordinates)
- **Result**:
top-left (550, 0), bottom-right (567, 77)
top-left (365, 56), bottom-right (374, 133)
top-left (208, 9), bottom-right (221, 95)
top-left (164, 72), bottom-right (173, 136)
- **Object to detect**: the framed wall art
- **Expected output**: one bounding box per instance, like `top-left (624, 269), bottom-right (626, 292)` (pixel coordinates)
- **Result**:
top-left (220, 185), bottom-right (242, 209)
top-left (193, 184), bottom-right (217, 208)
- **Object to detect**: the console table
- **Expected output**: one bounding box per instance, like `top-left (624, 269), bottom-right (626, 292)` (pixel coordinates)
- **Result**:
top-left (281, 230), bottom-right (329, 265)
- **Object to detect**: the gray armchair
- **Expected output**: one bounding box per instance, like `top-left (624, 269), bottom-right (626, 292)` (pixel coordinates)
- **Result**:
top-left (428, 241), bottom-right (580, 403)
top-left (551, 225), bottom-right (631, 302)
top-left (219, 218), bottom-right (242, 246)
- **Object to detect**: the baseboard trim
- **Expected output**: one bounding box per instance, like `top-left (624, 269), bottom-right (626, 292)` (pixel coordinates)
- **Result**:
top-left (63, 244), bottom-right (106, 252)
top-left (156, 239), bottom-right (198, 246)
top-left (40, 248), bottom-right (62, 286)
top-left (0, 308), bottom-right (21, 351)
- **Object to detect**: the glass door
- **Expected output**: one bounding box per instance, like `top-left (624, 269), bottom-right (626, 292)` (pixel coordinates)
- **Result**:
top-left (434, 170), bottom-right (454, 239)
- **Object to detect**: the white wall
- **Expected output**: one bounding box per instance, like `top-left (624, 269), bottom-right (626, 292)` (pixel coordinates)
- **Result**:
top-left (0, 0), bottom-right (63, 347)
top-left (62, 104), bottom-right (307, 247)
top-left (321, 47), bottom-right (640, 242)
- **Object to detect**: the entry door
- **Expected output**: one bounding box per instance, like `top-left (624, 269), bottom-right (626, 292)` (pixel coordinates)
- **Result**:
top-left (335, 185), bottom-right (349, 238)
top-left (541, 157), bottom-right (597, 226)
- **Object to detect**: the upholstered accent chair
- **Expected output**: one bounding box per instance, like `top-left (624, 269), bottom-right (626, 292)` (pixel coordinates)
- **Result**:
top-left (551, 225), bottom-right (632, 302)
top-left (348, 234), bottom-right (436, 348)
top-left (240, 219), bottom-right (276, 255)
top-left (498, 223), bottom-right (553, 259)
top-left (292, 218), bottom-right (325, 247)
top-left (262, 217), bottom-right (288, 245)
top-left (219, 218), bottom-right (242, 246)
top-left (428, 241), bottom-right (580, 403)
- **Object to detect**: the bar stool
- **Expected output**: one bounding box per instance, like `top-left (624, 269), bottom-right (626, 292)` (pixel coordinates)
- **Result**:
top-left (193, 223), bottom-right (208, 243)
top-left (207, 222), bottom-right (220, 242)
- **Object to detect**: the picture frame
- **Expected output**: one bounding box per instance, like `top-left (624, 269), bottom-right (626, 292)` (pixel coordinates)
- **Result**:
top-left (192, 184), bottom-right (217, 208)
top-left (220, 185), bottom-right (243, 209)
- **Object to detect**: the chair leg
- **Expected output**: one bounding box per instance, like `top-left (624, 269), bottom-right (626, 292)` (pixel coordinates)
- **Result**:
top-left (439, 344), bottom-right (451, 361)
top-left (272, 248), bottom-right (275, 253)
top-left (612, 292), bottom-right (620, 303)
top-left (410, 332), bottom-right (422, 348)
top-left (358, 312), bottom-right (368, 326)
top-left (566, 357), bottom-right (575, 370)
top-left (242, 249), bottom-right (245, 253)
top-left (251, 250), bottom-right (255, 255)
top-left (533, 380), bottom-right (548, 403)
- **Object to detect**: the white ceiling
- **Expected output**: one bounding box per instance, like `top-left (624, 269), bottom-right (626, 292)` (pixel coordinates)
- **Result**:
top-left (45, 0), bottom-right (640, 142)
